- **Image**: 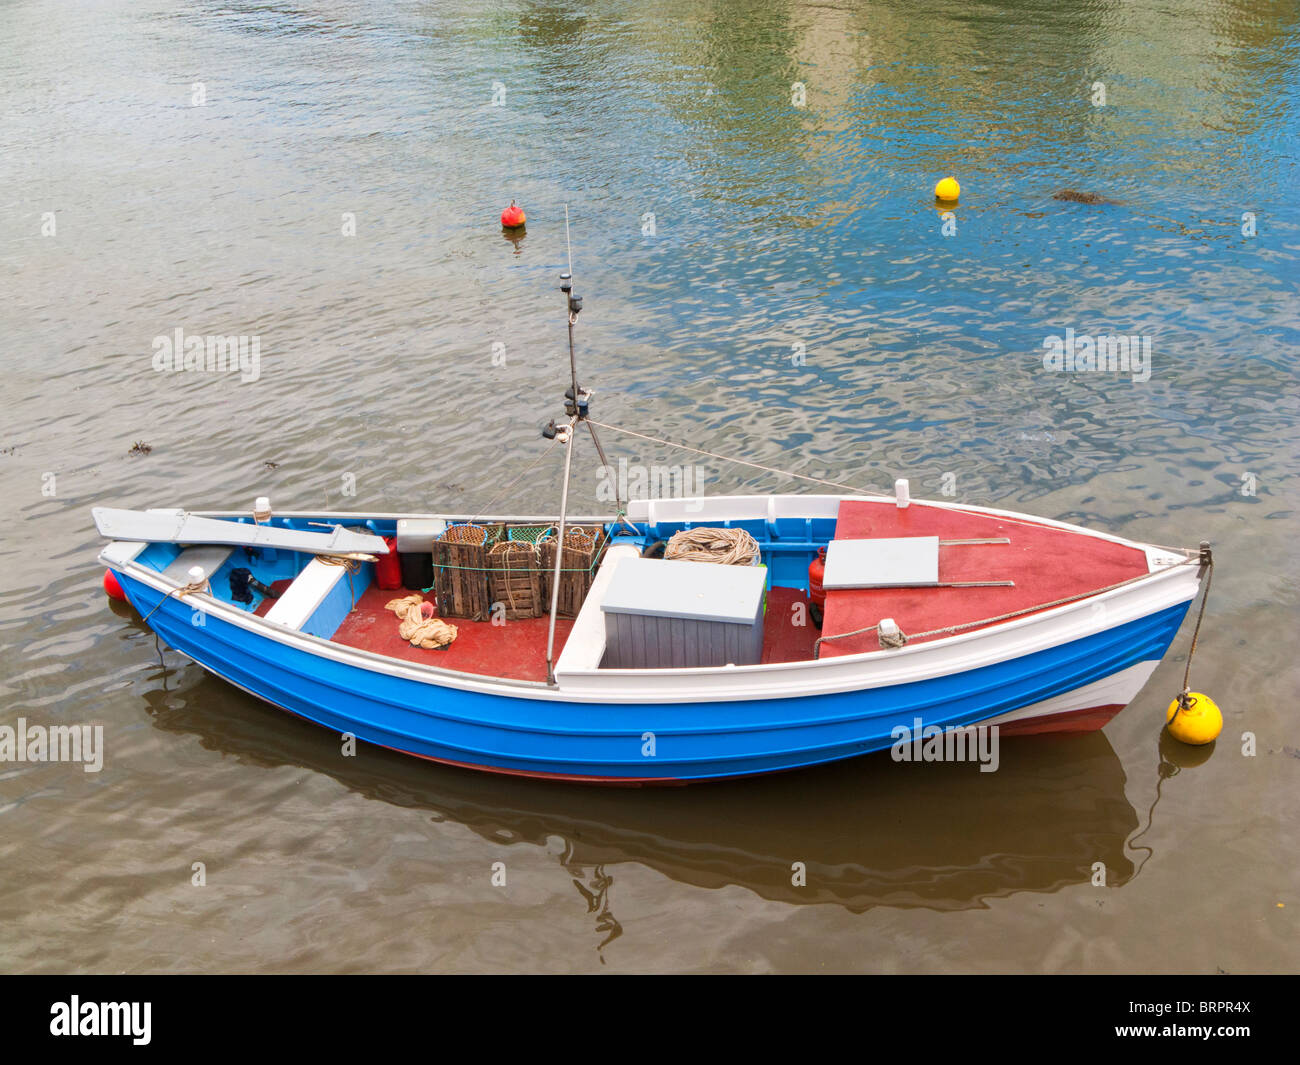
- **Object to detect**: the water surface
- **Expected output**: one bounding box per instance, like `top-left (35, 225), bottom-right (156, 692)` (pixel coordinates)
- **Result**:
top-left (1, 0), bottom-right (1297, 972)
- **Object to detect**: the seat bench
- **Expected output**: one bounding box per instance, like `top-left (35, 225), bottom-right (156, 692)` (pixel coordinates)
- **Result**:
top-left (554, 545), bottom-right (641, 675)
top-left (264, 557), bottom-right (362, 638)
top-left (161, 545), bottom-right (234, 585)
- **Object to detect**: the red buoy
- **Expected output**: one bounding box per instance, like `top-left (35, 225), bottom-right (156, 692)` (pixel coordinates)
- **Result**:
top-left (103, 568), bottom-right (127, 602)
top-left (500, 200), bottom-right (526, 228)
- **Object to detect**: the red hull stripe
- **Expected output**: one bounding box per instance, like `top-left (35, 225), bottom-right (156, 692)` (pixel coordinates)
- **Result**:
top-left (993, 703), bottom-right (1125, 737)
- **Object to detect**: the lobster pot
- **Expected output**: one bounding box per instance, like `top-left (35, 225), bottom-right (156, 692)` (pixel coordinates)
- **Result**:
top-left (486, 541), bottom-right (543, 620)
top-left (539, 525), bottom-right (608, 618)
top-left (433, 524), bottom-right (490, 620)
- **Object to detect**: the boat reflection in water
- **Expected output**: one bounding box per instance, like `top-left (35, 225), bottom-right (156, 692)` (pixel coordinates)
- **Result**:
top-left (136, 625), bottom-right (1139, 950)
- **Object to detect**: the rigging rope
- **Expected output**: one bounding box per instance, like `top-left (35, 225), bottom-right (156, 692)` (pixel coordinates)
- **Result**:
top-left (587, 420), bottom-right (887, 497)
top-left (590, 420), bottom-right (1205, 566)
top-left (468, 437), bottom-right (563, 524)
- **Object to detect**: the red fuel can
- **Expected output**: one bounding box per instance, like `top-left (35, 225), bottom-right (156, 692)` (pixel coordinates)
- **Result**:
top-left (375, 537), bottom-right (403, 590)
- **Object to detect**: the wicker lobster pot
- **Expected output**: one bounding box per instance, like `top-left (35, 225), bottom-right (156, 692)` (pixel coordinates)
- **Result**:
top-left (538, 525), bottom-right (608, 618)
top-left (486, 540), bottom-right (543, 620)
top-left (433, 524), bottom-right (491, 621)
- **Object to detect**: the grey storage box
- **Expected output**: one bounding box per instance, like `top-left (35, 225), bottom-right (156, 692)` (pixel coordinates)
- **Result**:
top-left (600, 557), bottom-right (766, 669)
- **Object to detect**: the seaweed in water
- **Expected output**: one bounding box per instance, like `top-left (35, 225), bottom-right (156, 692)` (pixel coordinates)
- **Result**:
top-left (1053, 188), bottom-right (1120, 205)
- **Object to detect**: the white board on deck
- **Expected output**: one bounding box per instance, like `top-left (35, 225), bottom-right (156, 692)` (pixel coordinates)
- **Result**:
top-left (822, 536), bottom-right (940, 588)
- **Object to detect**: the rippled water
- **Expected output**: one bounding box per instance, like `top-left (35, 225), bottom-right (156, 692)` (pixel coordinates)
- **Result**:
top-left (1, 0), bottom-right (1297, 972)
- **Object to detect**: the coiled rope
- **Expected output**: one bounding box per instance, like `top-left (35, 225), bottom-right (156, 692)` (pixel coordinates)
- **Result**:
top-left (665, 527), bottom-right (761, 566)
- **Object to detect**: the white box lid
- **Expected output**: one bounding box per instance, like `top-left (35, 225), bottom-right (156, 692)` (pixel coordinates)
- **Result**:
top-left (396, 518), bottom-right (447, 552)
top-left (600, 557), bottom-right (765, 624)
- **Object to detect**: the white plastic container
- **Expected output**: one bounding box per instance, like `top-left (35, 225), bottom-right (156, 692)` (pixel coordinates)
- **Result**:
top-left (396, 518), bottom-right (448, 553)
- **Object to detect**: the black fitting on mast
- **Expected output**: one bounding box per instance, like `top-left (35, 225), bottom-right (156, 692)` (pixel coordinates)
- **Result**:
top-left (559, 273), bottom-right (582, 308)
top-left (541, 269), bottom-right (590, 435)
top-left (541, 259), bottom-right (591, 436)
top-left (564, 386), bottom-right (590, 418)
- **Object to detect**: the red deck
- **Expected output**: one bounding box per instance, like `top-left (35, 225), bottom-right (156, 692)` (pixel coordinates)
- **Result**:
top-left (329, 585), bottom-right (575, 681)
top-left (819, 501), bottom-right (1149, 657)
top-left (324, 584), bottom-right (818, 682)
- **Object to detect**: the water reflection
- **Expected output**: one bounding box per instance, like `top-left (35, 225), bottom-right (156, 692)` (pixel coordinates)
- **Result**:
top-left (2, 0), bottom-right (1294, 973)
top-left (141, 647), bottom-right (1139, 944)
top-left (501, 226), bottom-right (527, 254)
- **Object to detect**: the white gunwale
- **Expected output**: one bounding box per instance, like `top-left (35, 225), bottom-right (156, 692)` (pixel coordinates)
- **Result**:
top-left (100, 493), bottom-right (1201, 707)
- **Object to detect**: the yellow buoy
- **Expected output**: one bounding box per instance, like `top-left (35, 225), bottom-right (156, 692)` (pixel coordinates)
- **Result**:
top-left (1165, 691), bottom-right (1222, 745)
top-left (934, 176), bottom-right (960, 202)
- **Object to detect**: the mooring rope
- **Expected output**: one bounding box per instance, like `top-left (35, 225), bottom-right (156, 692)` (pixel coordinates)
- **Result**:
top-left (1174, 545), bottom-right (1214, 713)
top-left (141, 578), bottom-right (207, 623)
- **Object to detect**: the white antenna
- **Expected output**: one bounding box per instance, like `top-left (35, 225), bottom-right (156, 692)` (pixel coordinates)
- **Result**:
top-left (564, 203), bottom-right (574, 277)
top-left (546, 203), bottom-right (586, 684)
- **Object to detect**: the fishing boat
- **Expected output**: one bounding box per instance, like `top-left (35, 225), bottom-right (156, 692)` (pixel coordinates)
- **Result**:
top-left (94, 224), bottom-right (1212, 785)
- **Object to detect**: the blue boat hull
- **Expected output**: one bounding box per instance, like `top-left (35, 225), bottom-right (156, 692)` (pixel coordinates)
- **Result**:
top-left (119, 569), bottom-right (1190, 782)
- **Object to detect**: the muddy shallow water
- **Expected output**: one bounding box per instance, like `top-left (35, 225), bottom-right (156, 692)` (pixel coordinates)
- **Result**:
top-left (1, 0), bottom-right (1297, 972)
